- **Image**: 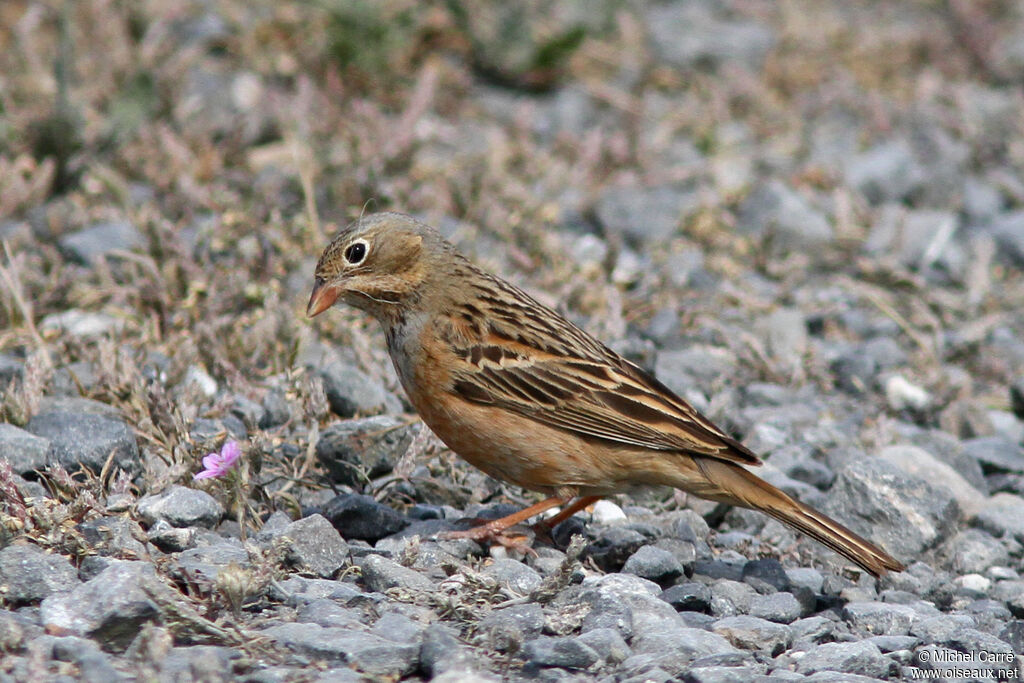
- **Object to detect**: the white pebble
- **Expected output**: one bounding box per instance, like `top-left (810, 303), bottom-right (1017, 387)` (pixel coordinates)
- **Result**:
top-left (591, 500), bottom-right (627, 525)
top-left (184, 365), bottom-right (218, 398)
top-left (885, 375), bottom-right (931, 411)
top-left (955, 573), bottom-right (991, 593)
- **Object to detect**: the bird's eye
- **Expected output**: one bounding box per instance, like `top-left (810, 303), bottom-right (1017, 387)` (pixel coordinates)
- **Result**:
top-left (344, 240), bottom-right (367, 264)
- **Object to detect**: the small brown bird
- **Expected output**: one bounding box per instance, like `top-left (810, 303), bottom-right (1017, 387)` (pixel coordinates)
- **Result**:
top-left (308, 212), bottom-right (904, 576)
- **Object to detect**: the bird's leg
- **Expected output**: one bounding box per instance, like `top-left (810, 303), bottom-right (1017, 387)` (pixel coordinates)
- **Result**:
top-left (441, 496), bottom-right (571, 551)
top-left (536, 495), bottom-right (602, 530)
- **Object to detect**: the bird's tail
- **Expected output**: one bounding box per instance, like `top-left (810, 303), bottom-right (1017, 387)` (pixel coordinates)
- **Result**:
top-left (684, 457), bottom-right (905, 577)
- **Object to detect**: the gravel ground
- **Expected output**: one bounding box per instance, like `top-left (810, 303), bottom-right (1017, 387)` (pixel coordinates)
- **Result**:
top-left (1, 1), bottom-right (1024, 681)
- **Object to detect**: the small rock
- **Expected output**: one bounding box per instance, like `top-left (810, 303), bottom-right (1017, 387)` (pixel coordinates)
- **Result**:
top-left (77, 517), bottom-right (149, 559)
top-left (963, 436), bottom-right (1024, 473)
top-left (183, 365), bottom-right (218, 398)
top-left (591, 499), bottom-right (627, 525)
top-left (795, 640), bottom-right (895, 678)
top-left (420, 624), bottom-right (477, 677)
top-left (316, 416), bottom-right (415, 487)
top-left (280, 514), bottom-right (350, 578)
top-left (0, 545), bottom-right (80, 605)
top-left (623, 545), bottom-right (685, 584)
top-left (356, 554), bottom-right (434, 593)
top-left (661, 583), bottom-right (712, 613)
top-left (322, 493), bottom-right (410, 543)
top-left (585, 526), bottom-right (651, 572)
top-left (845, 139), bottom-right (924, 204)
top-left (40, 561), bottom-right (172, 651)
top-left (712, 615), bottom-right (792, 654)
top-left (521, 636), bottom-right (600, 669)
top-left (710, 580), bottom-right (758, 617)
top-left (975, 493), bottom-right (1024, 542)
top-left (260, 623), bottom-right (419, 677)
top-left (739, 182), bottom-right (833, 250)
top-left (595, 184), bottom-right (695, 244)
top-left (576, 627), bottom-right (631, 665)
top-left (136, 485), bottom-right (224, 529)
top-left (748, 593), bottom-right (803, 624)
top-left (824, 458), bottom-right (958, 559)
top-left (842, 601), bottom-right (919, 636)
top-left (27, 410), bottom-right (139, 475)
top-left (0, 424), bottom-right (51, 475)
top-left (41, 310), bottom-right (125, 338)
top-left (885, 376), bottom-right (931, 411)
top-left (59, 220), bottom-right (145, 265)
top-left (742, 559), bottom-right (790, 593)
top-left (943, 529), bottom-right (1009, 575)
top-left (645, 2), bottom-right (775, 70)
top-left (175, 542), bottom-right (249, 583)
top-left (989, 210), bottom-right (1024, 267)
top-left (877, 445), bottom-right (986, 517)
top-left (318, 361), bottom-right (398, 418)
top-left (786, 567), bottom-right (824, 594)
top-left (481, 558), bottom-right (542, 596)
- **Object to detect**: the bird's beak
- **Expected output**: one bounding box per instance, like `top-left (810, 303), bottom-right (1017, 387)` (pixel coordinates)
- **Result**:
top-left (307, 278), bottom-right (340, 317)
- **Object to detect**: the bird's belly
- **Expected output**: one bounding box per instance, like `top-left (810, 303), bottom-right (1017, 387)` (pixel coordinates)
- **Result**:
top-left (411, 392), bottom-right (614, 495)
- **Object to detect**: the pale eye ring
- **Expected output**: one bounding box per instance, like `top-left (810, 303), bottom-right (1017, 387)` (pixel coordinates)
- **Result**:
top-left (344, 239), bottom-right (368, 264)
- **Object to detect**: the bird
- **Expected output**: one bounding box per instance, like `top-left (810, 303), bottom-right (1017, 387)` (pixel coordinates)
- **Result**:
top-left (307, 211), bottom-right (905, 577)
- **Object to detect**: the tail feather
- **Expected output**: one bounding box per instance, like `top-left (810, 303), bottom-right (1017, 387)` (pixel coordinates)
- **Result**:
top-left (689, 457), bottom-right (905, 577)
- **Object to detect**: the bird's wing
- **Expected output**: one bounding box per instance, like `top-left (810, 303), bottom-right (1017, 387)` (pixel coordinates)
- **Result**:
top-left (443, 273), bottom-right (759, 467)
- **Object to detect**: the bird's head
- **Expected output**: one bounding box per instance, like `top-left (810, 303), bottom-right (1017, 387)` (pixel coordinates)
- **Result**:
top-left (307, 212), bottom-right (438, 322)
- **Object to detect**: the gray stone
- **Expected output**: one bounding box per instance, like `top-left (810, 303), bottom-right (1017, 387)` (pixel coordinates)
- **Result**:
top-left (59, 220), bottom-right (145, 265)
top-left (77, 516), bottom-right (149, 559)
top-left (579, 573), bottom-right (679, 640)
top-left (786, 567), bottom-right (824, 594)
top-left (963, 436), bottom-right (1024, 473)
top-left (259, 389), bottom-right (291, 429)
top-left (481, 558), bottom-right (542, 596)
top-left (790, 616), bottom-right (835, 645)
top-left (795, 640), bottom-right (895, 678)
top-left (623, 545), bottom-right (685, 584)
top-left (877, 445), bottom-right (986, 517)
top-left (280, 514), bottom-right (350, 578)
top-left (477, 603), bottom-right (545, 642)
top-left (682, 664), bottom-right (763, 683)
top-left (577, 627), bottom-right (631, 665)
top-left (175, 542), bottom-right (249, 583)
top-left (0, 545), bottom-right (79, 605)
top-left (845, 139), bottom-right (924, 204)
top-left (0, 424), bottom-right (50, 475)
top-left (963, 176), bottom-right (1004, 224)
top-left (654, 346), bottom-right (738, 395)
top-left (739, 182), bottom-right (833, 249)
top-left (943, 529), bottom-right (1009, 575)
top-left (522, 636), bottom-right (600, 669)
top-left (296, 599), bottom-right (365, 629)
top-left (630, 625), bottom-right (738, 662)
top-left (989, 210), bottom-right (1024, 267)
top-left (27, 410), bottom-right (139, 475)
top-left (742, 558), bottom-right (790, 593)
top-left (40, 561), bottom-right (172, 651)
top-left (975, 493), bottom-right (1024, 542)
top-left (712, 615), bottom-right (791, 655)
top-left (595, 183), bottom-right (696, 243)
top-left (824, 458), bottom-right (958, 559)
top-left (585, 526), bottom-right (651, 573)
top-left (318, 361), bottom-right (398, 418)
top-left (748, 592), bottom-right (803, 624)
top-left (709, 580), bottom-right (757, 617)
top-left (146, 520), bottom-right (197, 552)
top-left (136, 485), bottom-right (224, 529)
top-left (645, 2), bottom-right (775, 70)
top-left (316, 415), bottom-right (415, 486)
top-left (322, 493), bottom-right (409, 543)
top-left (420, 624), bottom-right (476, 677)
top-left (356, 554), bottom-right (434, 593)
top-left (661, 582), bottom-right (712, 613)
top-left (0, 354), bottom-right (23, 387)
top-left (842, 601), bottom-right (919, 636)
top-left (260, 623), bottom-right (419, 677)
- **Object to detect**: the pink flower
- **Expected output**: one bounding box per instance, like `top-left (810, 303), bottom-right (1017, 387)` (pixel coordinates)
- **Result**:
top-left (193, 440), bottom-right (241, 480)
